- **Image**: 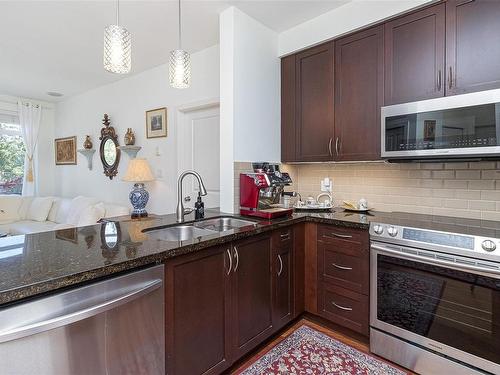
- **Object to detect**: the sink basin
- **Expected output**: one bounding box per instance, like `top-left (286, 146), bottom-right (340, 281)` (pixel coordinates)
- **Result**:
top-left (194, 217), bottom-right (257, 232)
top-left (144, 225), bottom-right (217, 241)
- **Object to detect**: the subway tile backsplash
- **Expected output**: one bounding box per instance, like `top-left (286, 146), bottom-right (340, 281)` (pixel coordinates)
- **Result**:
top-left (280, 161), bottom-right (500, 221)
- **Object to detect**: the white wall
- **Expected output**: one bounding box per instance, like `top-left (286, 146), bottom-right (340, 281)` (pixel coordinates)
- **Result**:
top-left (219, 7), bottom-right (280, 212)
top-left (279, 0), bottom-right (433, 56)
top-left (54, 44), bottom-right (220, 215)
top-left (0, 94), bottom-right (56, 196)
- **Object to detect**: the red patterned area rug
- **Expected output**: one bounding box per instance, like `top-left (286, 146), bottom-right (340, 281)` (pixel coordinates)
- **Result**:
top-left (236, 325), bottom-right (408, 375)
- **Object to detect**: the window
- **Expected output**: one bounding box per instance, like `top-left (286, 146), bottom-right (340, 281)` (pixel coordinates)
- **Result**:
top-left (0, 122), bottom-right (25, 194)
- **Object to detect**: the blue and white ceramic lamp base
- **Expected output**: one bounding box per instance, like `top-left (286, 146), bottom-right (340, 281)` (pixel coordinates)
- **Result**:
top-left (129, 183), bottom-right (149, 218)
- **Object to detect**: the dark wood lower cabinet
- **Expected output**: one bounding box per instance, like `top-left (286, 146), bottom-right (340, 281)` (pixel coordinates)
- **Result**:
top-left (231, 234), bottom-right (274, 358)
top-left (272, 228), bottom-right (294, 330)
top-left (165, 223), bottom-right (372, 374)
top-left (165, 245), bottom-right (231, 375)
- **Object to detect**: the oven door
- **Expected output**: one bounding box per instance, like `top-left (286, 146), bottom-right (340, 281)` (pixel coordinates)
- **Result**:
top-left (370, 242), bottom-right (500, 374)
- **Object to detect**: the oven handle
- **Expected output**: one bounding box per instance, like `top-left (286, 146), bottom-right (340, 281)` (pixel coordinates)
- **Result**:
top-left (371, 243), bottom-right (500, 276)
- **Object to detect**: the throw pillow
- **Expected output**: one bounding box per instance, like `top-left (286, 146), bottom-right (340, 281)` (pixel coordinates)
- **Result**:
top-left (26, 197), bottom-right (54, 222)
top-left (77, 203), bottom-right (106, 227)
top-left (65, 196), bottom-right (100, 225)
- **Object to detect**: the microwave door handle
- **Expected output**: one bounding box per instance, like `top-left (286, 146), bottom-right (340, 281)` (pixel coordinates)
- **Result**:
top-left (371, 243), bottom-right (500, 276)
top-left (0, 278), bottom-right (162, 344)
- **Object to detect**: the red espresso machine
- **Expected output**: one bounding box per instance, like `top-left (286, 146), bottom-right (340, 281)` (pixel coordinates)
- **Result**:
top-left (240, 163), bottom-right (294, 219)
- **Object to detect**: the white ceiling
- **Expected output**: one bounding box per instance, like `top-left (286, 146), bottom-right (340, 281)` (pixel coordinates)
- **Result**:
top-left (0, 0), bottom-right (349, 102)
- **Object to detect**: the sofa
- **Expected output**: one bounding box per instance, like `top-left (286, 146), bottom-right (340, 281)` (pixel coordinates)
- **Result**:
top-left (0, 195), bottom-right (129, 235)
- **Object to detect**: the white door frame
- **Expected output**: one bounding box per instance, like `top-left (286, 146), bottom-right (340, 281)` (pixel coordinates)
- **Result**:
top-left (176, 98), bottom-right (220, 206)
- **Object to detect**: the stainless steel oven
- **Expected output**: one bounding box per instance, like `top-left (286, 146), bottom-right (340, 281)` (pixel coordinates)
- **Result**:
top-left (370, 222), bottom-right (500, 375)
top-left (381, 88), bottom-right (500, 161)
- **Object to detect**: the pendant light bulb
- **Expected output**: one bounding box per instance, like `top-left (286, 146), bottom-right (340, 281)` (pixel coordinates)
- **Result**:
top-left (169, 0), bottom-right (191, 88)
top-left (104, 0), bottom-right (131, 74)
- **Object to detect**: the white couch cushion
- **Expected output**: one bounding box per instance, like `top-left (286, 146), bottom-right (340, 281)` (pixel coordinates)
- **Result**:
top-left (8, 220), bottom-right (59, 235)
top-left (104, 203), bottom-right (130, 218)
top-left (18, 197), bottom-right (34, 220)
top-left (53, 198), bottom-right (73, 224)
top-left (78, 203), bottom-right (106, 227)
top-left (65, 196), bottom-right (100, 225)
top-left (0, 195), bottom-right (22, 224)
top-left (26, 197), bottom-right (54, 222)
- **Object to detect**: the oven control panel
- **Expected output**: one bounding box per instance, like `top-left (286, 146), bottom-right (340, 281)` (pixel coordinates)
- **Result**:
top-left (369, 222), bottom-right (500, 261)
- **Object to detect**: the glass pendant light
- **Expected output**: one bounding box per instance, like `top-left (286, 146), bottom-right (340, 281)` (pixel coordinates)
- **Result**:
top-left (169, 0), bottom-right (191, 88)
top-left (103, 0), bottom-right (131, 74)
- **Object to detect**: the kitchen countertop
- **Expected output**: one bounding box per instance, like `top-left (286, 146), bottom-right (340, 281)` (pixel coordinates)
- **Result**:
top-left (1, 208), bottom-right (499, 306)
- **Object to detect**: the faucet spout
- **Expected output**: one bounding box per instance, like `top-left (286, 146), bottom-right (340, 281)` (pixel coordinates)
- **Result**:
top-left (176, 170), bottom-right (208, 223)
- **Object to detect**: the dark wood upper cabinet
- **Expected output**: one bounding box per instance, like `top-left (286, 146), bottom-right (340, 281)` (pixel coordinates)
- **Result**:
top-left (334, 26), bottom-right (384, 161)
top-left (281, 54), bottom-right (297, 162)
top-left (165, 245), bottom-right (231, 375)
top-left (384, 4), bottom-right (445, 105)
top-left (295, 42), bottom-right (334, 162)
top-left (231, 235), bottom-right (273, 358)
top-left (446, 0), bottom-right (500, 95)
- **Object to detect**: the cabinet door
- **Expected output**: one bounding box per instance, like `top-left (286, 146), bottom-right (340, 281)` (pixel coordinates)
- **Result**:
top-left (281, 54), bottom-right (297, 162)
top-left (384, 4), bottom-right (445, 105)
top-left (334, 26), bottom-right (383, 161)
top-left (446, 0), bottom-right (500, 95)
top-left (165, 245), bottom-right (231, 375)
top-left (295, 42), bottom-right (334, 162)
top-left (231, 235), bottom-right (273, 358)
top-left (272, 229), bottom-right (294, 330)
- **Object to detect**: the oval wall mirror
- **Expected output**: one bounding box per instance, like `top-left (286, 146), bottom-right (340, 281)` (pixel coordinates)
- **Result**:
top-left (99, 114), bottom-right (120, 179)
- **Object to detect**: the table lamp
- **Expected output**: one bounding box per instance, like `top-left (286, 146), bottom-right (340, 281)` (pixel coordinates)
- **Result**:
top-left (122, 158), bottom-right (155, 218)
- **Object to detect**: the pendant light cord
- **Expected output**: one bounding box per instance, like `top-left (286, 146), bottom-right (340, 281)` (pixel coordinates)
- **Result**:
top-left (178, 0), bottom-right (182, 49)
top-left (116, 0), bottom-right (120, 25)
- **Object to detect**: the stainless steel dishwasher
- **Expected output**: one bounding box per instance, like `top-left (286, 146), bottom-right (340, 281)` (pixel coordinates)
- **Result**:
top-left (0, 264), bottom-right (164, 375)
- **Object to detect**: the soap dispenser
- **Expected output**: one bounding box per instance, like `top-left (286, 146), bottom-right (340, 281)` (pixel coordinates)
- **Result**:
top-left (195, 192), bottom-right (205, 219)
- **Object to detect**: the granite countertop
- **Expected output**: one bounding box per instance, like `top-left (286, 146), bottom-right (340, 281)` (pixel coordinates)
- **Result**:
top-left (1, 208), bottom-right (499, 306)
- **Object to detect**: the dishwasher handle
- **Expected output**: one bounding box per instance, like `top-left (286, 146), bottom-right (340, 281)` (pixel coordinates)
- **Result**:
top-left (0, 278), bottom-right (162, 343)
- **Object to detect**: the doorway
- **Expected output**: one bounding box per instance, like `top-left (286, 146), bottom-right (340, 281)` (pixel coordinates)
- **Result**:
top-left (177, 101), bottom-right (220, 208)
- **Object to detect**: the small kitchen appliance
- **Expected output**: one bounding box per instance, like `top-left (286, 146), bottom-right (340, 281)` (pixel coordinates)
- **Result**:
top-left (240, 163), bottom-right (293, 219)
top-left (369, 216), bottom-right (500, 374)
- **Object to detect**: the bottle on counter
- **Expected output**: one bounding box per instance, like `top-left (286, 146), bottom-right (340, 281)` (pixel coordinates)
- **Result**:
top-left (195, 192), bottom-right (205, 219)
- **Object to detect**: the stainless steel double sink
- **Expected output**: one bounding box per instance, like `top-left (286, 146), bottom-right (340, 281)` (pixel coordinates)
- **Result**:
top-left (143, 217), bottom-right (258, 242)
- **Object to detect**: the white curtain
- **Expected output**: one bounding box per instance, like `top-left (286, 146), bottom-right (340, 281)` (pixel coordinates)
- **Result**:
top-left (18, 101), bottom-right (41, 196)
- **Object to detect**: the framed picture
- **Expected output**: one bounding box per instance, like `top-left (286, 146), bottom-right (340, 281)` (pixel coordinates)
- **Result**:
top-left (146, 107), bottom-right (167, 138)
top-left (55, 136), bottom-right (77, 165)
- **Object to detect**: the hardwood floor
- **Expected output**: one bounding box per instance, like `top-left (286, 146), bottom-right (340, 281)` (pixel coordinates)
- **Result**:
top-left (229, 316), bottom-right (413, 374)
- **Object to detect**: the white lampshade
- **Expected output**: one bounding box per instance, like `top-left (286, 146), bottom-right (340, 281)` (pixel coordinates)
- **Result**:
top-left (122, 158), bottom-right (155, 182)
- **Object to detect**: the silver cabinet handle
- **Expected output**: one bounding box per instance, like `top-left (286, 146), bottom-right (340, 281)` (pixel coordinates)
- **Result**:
top-left (280, 232), bottom-right (290, 241)
top-left (226, 248), bottom-right (232, 275)
top-left (233, 246), bottom-right (239, 273)
top-left (329, 232), bottom-right (352, 239)
top-left (437, 69), bottom-right (442, 91)
top-left (277, 254), bottom-right (283, 276)
top-left (328, 138), bottom-right (333, 157)
top-left (332, 263), bottom-right (352, 271)
top-left (335, 137), bottom-right (339, 156)
top-left (0, 278), bottom-right (162, 343)
top-left (331, 301), bottom-right (353, 311)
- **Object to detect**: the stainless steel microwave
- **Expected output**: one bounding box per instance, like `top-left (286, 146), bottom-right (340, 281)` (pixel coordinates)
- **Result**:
top-left (381, 89), bottom-right (500, 161)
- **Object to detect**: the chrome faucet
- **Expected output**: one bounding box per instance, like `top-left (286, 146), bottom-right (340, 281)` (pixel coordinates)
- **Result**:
top-left (176, 170), bottom-right (208, 223)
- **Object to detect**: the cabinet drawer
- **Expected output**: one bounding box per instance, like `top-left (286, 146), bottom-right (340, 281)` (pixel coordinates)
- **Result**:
top-left (272, 227), bottom-right (293, 248)
top-left (319, 284), bottom-right (369, 336)
top-left (321, 248), bottom-right (369, 295)
top-left (317, 225), bottom-right (365, 248)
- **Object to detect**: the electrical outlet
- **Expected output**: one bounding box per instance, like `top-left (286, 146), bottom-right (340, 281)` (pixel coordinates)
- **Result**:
top-left (321, 178), bottom-right (332, 192)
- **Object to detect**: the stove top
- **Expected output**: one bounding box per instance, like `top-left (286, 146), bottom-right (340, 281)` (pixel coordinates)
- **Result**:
top-left (370, 214), bottom-right (500, 263)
